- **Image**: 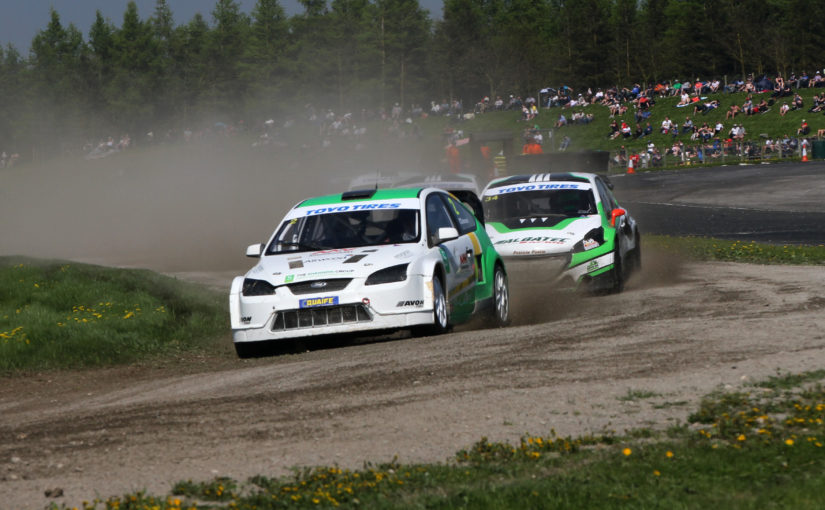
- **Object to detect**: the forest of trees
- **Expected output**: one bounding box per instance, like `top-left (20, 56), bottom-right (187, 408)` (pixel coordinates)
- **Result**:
top-left (1, 0), bottom-right (824, 159)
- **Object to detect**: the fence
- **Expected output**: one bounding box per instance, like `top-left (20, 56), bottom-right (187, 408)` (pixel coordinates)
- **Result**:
top-left (606, 137), bottom-right (816, 173)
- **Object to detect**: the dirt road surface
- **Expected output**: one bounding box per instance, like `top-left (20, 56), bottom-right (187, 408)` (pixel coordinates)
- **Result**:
top-left (3, 252), bottom-right (825, 509)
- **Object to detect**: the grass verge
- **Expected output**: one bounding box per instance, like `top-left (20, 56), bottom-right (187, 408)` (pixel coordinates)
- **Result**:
top-left (0, 256), bottom-right (227, 373)
top-left (51, 370), bottom-right (825, 509)
top-left (646, 235), bottom-right (825, 264)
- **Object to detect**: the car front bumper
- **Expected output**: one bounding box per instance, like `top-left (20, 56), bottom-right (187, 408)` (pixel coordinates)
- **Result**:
top-left (503, 250), bottom-right (616, 290)
top-left (229, 275), bottom-right (435, 343)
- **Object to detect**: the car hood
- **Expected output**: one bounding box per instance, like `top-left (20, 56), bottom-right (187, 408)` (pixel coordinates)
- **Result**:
top-left (486, 216), bottom-right (602, 256)
top-left (245, 244), bottom-right (422, 285)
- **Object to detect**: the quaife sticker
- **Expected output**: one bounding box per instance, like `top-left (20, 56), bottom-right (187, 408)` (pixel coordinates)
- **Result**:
top-left (299, 296), bottom-right (339, 308)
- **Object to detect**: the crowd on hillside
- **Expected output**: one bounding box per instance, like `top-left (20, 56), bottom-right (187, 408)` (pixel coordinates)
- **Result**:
top-left (18, 68), bottom-right (821, 167)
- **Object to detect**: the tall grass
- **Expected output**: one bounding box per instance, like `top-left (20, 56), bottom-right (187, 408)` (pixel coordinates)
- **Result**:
top-left (0, 257), bottom-right (227, 373)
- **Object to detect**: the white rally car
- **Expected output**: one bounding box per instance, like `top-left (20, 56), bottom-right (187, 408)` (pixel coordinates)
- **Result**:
top-left (481, 172), bottom-right (640, 292)
top-left (229, 187), bottom-right (510, 357)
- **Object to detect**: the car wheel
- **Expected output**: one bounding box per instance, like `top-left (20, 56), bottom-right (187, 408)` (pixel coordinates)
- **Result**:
top-left (235, 341), bottom-right (262, 359)
top-left (414, 275), bottom-right (450, 337)
top-left (610, 237), bottom-right (625, 294)
top-left (491, 264), bottom-right (510, 327)
top-left (431, 275), bottom-right (450, 332)
top-left (631, 232), bottom-right (642, 274)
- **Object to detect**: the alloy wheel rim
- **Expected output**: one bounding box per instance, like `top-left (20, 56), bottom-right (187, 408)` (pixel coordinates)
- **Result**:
top-left (495, 271), bottom-right (509, 321)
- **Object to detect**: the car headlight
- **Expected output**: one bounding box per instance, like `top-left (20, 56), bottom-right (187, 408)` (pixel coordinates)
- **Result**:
top-left (242, 278), bottom-right (276, 296)
top-left (572, 227), bottom-right (604, 253)
top-left (365, 264), bottom-right (409, 286)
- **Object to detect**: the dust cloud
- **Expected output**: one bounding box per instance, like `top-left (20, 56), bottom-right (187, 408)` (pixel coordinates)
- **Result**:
top-left (0, 135), bottom-right (443, 274)
top-left (507, 245), bottom-right (687, 326)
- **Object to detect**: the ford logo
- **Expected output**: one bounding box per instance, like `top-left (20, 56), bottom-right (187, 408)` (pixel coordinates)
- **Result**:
top-left (310, 281), bottom-right (327, 289)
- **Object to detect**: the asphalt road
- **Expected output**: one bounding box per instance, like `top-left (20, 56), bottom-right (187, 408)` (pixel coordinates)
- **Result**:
top-left (610, 161), bottom-right (825, 245)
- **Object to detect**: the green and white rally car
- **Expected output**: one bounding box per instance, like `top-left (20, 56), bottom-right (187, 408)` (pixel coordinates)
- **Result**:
top-left (481, 172), bottom-right (640, 292)
top-left (229, 187), bottom-right (510, 357)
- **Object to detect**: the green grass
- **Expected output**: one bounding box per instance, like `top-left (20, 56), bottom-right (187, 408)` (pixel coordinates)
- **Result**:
top-left (0, 257), bottom-right (228, 373)
top-left (56, 371), bottom-right (825, 510)
top-left (646, 235), bottom-right (825, 264)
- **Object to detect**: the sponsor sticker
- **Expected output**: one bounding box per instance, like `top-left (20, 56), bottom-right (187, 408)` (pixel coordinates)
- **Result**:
top-left (299, 296), bottom-right (339, 308)
top-left (587, 260), bottom-right (599, 272)
top-left (491, 183), bottom-right (581, 195)
top-left (284, 274), bottom-right (295, 283)
top-left (583, 239), bottom-right (600, 251)
top-left (397, 299), bottom-right (424, 307)
top-left (495, 236), bottom-right (567, 244)
top-left (305, 203), bottom-right (402, 216)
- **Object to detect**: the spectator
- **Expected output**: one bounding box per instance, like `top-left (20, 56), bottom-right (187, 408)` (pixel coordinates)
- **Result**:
top-left (742, 97), bottom-right (754, 115)
top-left (641, 122), bottom-right (653, 137)
top-left (780, 102), bottom-right (790, 116)
top-left (798, 71), bottom-right (810, 88)
top-left (621, 121), bottom-right (632, 138)
top-left (660, 116), bottom-right (673, 134)
top-left (555, 113), bottom-right (567, 127)
top-left (726, 104), bottom-right (740, 119)
top-left (608, 120), bottom-right (620, 139)
top-left (694, 99), bottom-right (719, 115)
top-left (809, 71), bottom-right (823, 88)
top-left (681, 116), bottom-right (694, 134)
top-left (559, 135), bottom-right (571, 151)
top-left (791, 93), bottom-right (804, 111)
top-left (754, 98), bottom-right (770, 114)
top-left (797, 119), bottom-right (810, 136)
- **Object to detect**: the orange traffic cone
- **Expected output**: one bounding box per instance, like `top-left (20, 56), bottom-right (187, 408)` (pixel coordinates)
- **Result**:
top-left (627, 156), bottom-right (635, 174)
top-left (802, 146), bottom-right (808, 162)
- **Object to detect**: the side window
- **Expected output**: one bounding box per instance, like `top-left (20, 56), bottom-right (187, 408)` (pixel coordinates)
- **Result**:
top-left (595, 180), bottom-right (618, 212)
top-left (426, 194), bottom-right (456, 245)
top-left (445, 195), bottom-right (478, 235)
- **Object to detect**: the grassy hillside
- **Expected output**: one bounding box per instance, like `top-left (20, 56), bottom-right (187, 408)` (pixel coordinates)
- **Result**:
top-left (417, 87), bottom-right (824, 169)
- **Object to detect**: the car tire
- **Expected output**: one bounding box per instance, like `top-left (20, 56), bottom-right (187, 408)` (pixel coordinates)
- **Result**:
top-left (235, 341), bottom-right (263, 359)
top-left (431, 275), bottom-right (450, 333)
top-left (414, 275), bottom-right (451, 336)
top-left (631, 231), bottom-right (642, 274)
top-left (490, 264), bottom-right (510, 327)
top-left (610, 236), bottom-right (625, 294)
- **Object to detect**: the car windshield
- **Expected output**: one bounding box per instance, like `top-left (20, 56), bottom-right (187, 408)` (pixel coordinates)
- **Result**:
top-left (484, 189), bottom-right (596, 226)
top-left (265, 208), bottom-right (421, 254)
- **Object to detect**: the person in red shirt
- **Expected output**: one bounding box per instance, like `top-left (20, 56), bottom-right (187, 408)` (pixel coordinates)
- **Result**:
top-left (521, 137), bottom-right (543, 155)
top-left (446, 142), bottom-right (461, 173)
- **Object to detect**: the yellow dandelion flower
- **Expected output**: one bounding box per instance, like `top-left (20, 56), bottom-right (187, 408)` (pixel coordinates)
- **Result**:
top-left (666, 450), bottom-right (674, 458)
top-left (622, 447), bottom-right (632, 456)
top-left (737, 434), bottom-right (746, 442)
top-left (785, 439), bottom-right (794, 446)
top-left (653, 470), bottom-right (661, 476)
top-left (123, 311), bottom-right (135, 319)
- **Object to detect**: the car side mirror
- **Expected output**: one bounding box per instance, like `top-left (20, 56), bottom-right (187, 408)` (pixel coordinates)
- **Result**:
top-left (246, 243), bottom-right (263, 258)
top-left (436, 227), bottom-right (459, 243)
top-left (610, 208), bottom-right (626, 227)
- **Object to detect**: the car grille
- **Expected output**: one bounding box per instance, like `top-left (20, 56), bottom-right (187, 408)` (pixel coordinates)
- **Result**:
top-left (271, 304), bottom-right (372, 331)
top-left (285, 278), bottom-right (352, 295)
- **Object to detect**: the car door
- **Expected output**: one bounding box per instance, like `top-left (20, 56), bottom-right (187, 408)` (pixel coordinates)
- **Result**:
top-left (425, 192), bottom-right (476, 321)
top-left (595, 177), bottom-right (635, 256)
